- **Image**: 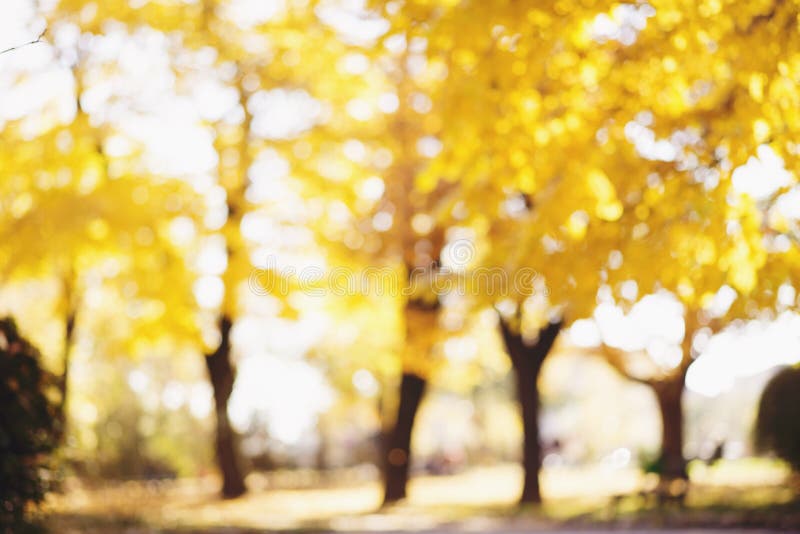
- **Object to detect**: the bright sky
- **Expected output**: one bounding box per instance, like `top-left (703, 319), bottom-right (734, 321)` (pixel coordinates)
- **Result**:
top-left (570, 292), bottom-right (800, 398)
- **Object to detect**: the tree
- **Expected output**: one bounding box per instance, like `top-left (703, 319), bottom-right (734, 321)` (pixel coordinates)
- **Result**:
top-left (0, 317), bottom-right (58, 530)
top-left (398, 1), bottom-right (615, 503)
top-left (583, 0), bottom-right (800, 485)
top-left (43, 0), bottom-right (329, 497)
top-left (0, 128), bottom-right (199, 436)
top-left (756, 366), bottom-right (800, 473)
top-left (255, 2), bottom-right (455, 503)
top-left (498, 317), bottom-right (561, 504)
top-left (409, 0), bottom-right (798, 492)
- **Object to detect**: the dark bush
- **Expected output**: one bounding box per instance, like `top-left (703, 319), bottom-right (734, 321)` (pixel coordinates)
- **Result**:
top-left (755, 366), bottom-right (800, 471)
top-left (0, 318), bottom-right (59, 531)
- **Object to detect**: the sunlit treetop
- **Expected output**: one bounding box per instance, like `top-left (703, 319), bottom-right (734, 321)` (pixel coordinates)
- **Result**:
top-left (609, 0), bottom-right (800, 166)
top-left (377, 0), bottom-right (800, 328)
top-left (0, 22), bottom-right (211, 354)
top-left (25, 0), bottom-right (800, 367)
top-left (596, 0), bottom-right (800, 319)
top-left (0, 121), bottom-right (204, 352)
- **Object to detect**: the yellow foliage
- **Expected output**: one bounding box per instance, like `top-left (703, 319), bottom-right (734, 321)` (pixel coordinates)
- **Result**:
top-left (2, 0), bottom-right (798, 394)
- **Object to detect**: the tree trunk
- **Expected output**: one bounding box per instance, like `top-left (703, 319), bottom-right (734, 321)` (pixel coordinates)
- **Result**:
top-left (653, 376), bottom-right (687, 480)
top-left (515, 357), bottom-right (542, 503)
top-left (499, 319), bottom-right (562, 505)
top-left (382, 295), bottom-right (438, 505)
top-left (205, 315), bottom-right (247, 499)
top-left (383, 372), bottom-right (426, 505)
top-left (55, 310), bottom-right (76, 441)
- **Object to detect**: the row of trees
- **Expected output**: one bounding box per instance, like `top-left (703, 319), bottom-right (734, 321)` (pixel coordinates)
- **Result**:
top-left (336, 0), bottom-right (800, 504)
top-left (1, 0), bottom-right (798, 505)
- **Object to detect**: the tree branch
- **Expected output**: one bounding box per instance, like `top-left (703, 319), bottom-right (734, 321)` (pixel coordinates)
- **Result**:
top-left (578, 344), bottom-right (654, 386)
top-left (0, 30), bottom-right (46, 56)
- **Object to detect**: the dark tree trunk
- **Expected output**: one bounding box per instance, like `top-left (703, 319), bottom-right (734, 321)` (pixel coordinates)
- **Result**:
top-left (383, 372), bottom-right (427, 505)
top-left (205, 315), bottom-right (247, 499)
top-left (515, 357), bottom-right (542, 504)
top-left (382, 295), bottom-right (438, 505)
top-left (653, 376), bottom-right (687, 480)
top-left (55, 310), bottom-right (77, 440)
top-left (499, 319), bottom-right (562, 505)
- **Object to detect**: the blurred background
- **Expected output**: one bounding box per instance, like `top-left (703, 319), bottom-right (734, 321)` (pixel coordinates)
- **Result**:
top-left (2, 0), bottom-right (800, 532)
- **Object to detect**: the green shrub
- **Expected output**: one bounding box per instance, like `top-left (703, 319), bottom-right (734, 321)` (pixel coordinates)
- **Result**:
top-left (755, 366), bottom-right (800, 471)
top-left (0, 318), bottom-right (59, 531)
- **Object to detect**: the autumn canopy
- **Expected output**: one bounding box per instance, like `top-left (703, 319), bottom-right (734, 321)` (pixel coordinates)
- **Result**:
top-left (1, 0), bottom-right (800, 528)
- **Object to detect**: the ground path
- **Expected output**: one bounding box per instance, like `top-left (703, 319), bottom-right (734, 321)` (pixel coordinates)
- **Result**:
top-left (43, 462), bottom-right (797, 533)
